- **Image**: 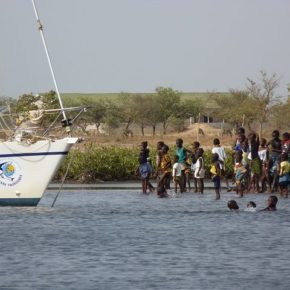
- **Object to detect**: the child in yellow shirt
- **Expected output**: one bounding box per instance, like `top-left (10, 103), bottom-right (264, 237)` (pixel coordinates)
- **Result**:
top-left (278, 153), bottom-right (290, 197)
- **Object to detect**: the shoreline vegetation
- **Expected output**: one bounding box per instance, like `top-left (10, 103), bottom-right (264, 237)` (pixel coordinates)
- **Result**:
top-left (54, 143), bottom-right (234, 183)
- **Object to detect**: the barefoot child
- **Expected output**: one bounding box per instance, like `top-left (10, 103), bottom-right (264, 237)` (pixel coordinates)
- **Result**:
top-left (234, 153), bottom-right (247, 197)
top-left (278, 153), bottom-right (290, 198)
top-left (258, 138), bottom-right (271, 192)
top-left (268, 130), bottom-right (282, 192)
top-left (248, 132), bottom-right (261, 193)
top-left (210, 153), bottom-right (221, 200)
top-left (137, 141), bottom-right (151, 194)
top-left (194, 148), bottom-right (205, 194)
top-left (176, 138), bottom-right (192, 191)
top-left (281, 132), bottom-right (290, 162)
top-left (172, 155), bottom-right (184, 194)
top-left (138, 159), bottom-right (152, 194)
top-left (212, 138), bottom-right (231, 192)
top-left (155, 141), bottom-right (165, 181)
top-left (159, 145), bottom-right (172, 190)
top-left (191, 141), bottom-right (200, 192)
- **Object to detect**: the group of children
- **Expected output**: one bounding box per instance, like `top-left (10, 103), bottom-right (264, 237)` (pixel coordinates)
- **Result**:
top-left (136, 128), bottom-right (290, 200)
top-left (232, 128), bottom-right (290, 198)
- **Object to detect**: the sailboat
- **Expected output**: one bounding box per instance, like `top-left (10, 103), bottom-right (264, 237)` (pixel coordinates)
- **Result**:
top-left (0, 0), bottom-right (86, 206)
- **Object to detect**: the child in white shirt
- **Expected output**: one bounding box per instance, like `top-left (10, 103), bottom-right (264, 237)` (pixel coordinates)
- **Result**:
top-left (172, 155), bottom-right (184, 193)
top-left (212, 138), bottom-right (231, 192)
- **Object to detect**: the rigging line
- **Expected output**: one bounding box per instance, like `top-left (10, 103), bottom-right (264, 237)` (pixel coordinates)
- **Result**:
top-left (31, 0), bottom-right (67, 123)
top-left (43, 111), bottom-right (62, 137)
top-left (51, 152), bottom-right (76, 208)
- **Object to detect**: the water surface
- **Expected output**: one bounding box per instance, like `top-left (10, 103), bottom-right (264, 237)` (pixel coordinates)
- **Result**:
top-left (1, 189), bottom-right (290, 290)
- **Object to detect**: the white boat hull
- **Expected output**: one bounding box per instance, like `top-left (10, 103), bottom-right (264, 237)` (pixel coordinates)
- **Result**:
top-left (0, 137), bottom-right (78, 206)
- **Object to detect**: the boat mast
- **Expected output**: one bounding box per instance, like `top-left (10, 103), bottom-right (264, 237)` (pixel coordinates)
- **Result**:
top-left (31, 0), bottom-right (70, 128)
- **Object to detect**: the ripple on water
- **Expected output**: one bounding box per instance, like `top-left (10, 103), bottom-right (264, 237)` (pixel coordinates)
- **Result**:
top-left (0, 190), bottom-right (290, 290)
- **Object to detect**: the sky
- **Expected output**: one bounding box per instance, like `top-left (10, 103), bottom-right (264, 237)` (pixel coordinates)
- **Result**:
top-left (0, 0), bottom-right (290, 98)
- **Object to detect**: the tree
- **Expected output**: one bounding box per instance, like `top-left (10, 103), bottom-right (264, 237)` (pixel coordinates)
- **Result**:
top-left (246, 71), bottom-right (280, 138)
top-left (117, 93), bottom-right (139, 133)
top-left (95, 100), bottom-right (121, 132)
top-left (270, 97), bottom-right (290, 130)
top-left (132, 95), bottom-right (151, 136)
top-left (155, 87), bottom-right (181, 134)
top-left (213, 90), bottom-right (257, 130)
top-left (177, 98), bottom-right (204, 119)
top-left (145, 95), bottom-right (163, 136)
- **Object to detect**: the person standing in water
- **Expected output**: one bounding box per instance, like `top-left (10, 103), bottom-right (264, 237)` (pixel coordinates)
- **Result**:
top-left (175, 138), bottom-right (192, 191)
top-left (281, 132), bottom-right (290, 162)
top-left (191, 141), bottom-right (200, 192)
top-left (194, 148), bottom-right (205, 194)
top-left (137, 141), bottom-right (152, 194)
top-left (212, 138), bottom-right (231, 192)
top-left (158, 144), bottom-right (172, 191)
top-left (268, 130), bottom-right (282, 192)
top-left (155, 141), bottom-right (165, 182)
top-left (234, 153), bottom-right (247, 197)
top-left (258, 138), bottom-right (271, 192)
top-left (248, 132), bottom-right (261, 193)
top-left (210, 153), bottom-right (221, 200)
top-left (172, 155), bottom-right (184, 194)
top-left (278, 153), bottom-right (290, 198)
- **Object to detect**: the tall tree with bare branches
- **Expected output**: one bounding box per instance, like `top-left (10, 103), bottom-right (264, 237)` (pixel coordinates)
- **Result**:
top-left (246, 71), bottom-right (280, 138)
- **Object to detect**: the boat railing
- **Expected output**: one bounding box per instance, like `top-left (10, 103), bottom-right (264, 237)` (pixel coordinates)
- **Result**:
top-left (0, 105), bottom-right (90, 143)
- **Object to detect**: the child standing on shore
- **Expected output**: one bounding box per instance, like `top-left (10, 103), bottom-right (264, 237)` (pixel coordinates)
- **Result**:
top-left (172, 155), bottom-right (184, 194)
top-left (194, 148), bottom-right (205, 194)
top-left (210, 153), bottom-right (221, 200)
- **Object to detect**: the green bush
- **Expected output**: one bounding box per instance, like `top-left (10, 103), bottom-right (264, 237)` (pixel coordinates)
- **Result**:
top-left (54, 144), bottom-right (234, 182)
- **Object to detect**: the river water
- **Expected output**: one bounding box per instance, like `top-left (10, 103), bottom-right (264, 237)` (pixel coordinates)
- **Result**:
top-left (1, 189), bottom-right (290, 290)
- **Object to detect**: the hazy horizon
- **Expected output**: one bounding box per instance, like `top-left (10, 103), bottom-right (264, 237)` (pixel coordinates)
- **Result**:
top-left (1, 0), bottom-right (289, 98)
